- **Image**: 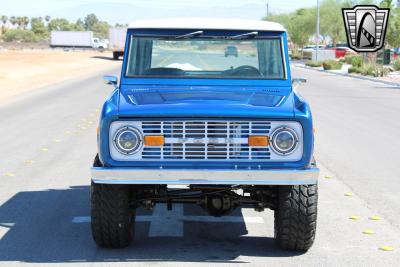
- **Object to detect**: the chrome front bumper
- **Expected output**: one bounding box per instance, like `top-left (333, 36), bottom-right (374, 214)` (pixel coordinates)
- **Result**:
top-left (91, 167), bottom-right (319, 185)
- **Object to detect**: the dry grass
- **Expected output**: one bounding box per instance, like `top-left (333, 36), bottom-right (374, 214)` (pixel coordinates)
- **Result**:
top-left (0, 50), bottom-right (119, 103)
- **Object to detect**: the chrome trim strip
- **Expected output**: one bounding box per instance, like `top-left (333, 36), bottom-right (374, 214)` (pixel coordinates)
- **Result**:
top-left (91, 167), bottom-right (319, 185)
top-left (110, 120), bottom-right (303, 162)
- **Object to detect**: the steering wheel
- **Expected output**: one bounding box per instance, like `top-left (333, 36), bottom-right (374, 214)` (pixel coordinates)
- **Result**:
top-left (231, 65), bottom-right (261, 76)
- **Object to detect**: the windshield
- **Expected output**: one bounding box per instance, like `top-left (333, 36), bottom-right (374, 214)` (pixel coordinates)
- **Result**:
top-left (125, 36), bottom-right (285, 79)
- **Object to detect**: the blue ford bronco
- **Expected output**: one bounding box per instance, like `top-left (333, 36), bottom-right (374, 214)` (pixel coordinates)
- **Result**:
top-left (91, 18), bottom-right (319, 251)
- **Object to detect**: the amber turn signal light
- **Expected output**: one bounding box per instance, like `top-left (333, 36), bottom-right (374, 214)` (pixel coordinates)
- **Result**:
top-left (248, 136), bottom-right (269, 147)
top-left (144, 135), bottom-right (165, 146)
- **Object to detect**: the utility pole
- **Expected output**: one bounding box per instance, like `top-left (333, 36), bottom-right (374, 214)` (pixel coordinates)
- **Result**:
top-left (266, 0), bottom-right (270, 18)
top-left (316, 0), bottom-right (320, 62)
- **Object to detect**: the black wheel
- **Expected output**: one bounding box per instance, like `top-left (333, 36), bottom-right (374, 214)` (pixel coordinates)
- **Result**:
top-left (113, 52), bottom-right (119, 60)
top-left (274, 184), bottom-right (318, 251)
top-left (91, 155), bottom-right (135, 248)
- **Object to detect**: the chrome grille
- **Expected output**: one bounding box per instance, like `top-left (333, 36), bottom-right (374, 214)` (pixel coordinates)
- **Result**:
top-left (141, 121), bottom-right (271, 161)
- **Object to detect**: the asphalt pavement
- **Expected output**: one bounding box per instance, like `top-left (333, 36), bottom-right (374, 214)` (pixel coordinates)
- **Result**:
top-left (0, 63), bottom-right (399, 266)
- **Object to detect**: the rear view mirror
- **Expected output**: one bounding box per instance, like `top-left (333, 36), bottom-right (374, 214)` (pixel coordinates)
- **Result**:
top-left (103, 75), bottom-right (118, 87)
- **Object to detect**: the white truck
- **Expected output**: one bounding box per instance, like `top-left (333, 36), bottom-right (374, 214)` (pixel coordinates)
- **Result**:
top-left (108, 27), bottom-right (127, 60)
top-left (50, 31), bottom-right (108, 50)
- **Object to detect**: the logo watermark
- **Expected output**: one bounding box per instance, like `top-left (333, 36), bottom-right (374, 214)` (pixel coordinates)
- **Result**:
top-left (342, 5), bottom-right (390, 52)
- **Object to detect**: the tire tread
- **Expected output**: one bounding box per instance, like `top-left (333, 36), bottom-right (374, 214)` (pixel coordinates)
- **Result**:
top-left (274, 184), bottom-right (318, 251)
top-left (91, 155), bottom-right (134, 248)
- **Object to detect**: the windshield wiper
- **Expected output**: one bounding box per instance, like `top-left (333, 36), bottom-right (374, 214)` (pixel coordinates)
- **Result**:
top-left (228, 31), bottom-right (258, 40)
top-left (175, 30), bottom-right (204, 39)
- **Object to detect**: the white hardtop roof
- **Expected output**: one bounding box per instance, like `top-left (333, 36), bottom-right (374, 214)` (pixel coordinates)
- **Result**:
top-left (128, 18), bottom-right (286, 32)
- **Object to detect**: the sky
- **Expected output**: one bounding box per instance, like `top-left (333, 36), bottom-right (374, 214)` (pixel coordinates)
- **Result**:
top-left (0, 0), bottom-right (318, 24)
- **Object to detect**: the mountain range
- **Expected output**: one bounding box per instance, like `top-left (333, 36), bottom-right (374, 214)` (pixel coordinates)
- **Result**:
top-left (51, 2), bottom-right (268, 24)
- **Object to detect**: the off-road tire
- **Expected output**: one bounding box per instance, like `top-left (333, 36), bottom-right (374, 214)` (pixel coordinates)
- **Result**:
top-left (91, 155), bottom-right (135, 248)
top-left (274, 184), bottom-right (318, 251)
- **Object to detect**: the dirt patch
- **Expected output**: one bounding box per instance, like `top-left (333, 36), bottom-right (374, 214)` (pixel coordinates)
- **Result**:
top-left (0, 50), bottom-right (119, 104)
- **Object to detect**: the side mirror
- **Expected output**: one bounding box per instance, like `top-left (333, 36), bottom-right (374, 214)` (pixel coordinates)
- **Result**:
top-left (292, 78), bottom-right (307, 89)
top-left (103, 75), bottom-right (118, 88)
top-left (292, 78), bottom-right (307, 84)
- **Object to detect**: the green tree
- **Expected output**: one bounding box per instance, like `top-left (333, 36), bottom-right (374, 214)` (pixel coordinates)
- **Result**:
top-left (48, 18), bottom-right (74, 31)
top-left (9, 16), bottom-right (17, 27)
top-left (268, 8), bottom-right (315, 48)
top-left (1, 29), bottom-right (37, 42)
top-left (16, 17), bottom-right (23, 29)
top-left (74, 18), bottom-right (85, 31)
top-left (1, 15), bottom-right (7, 34)
top-left (91, 21), bottom-right (109, 38)
top-left (379, 0), bottom-right (394, 7)
top-left (21, 16), bottom-right (29, 29)
top-left (84, 13), bottom-right (99, 30)
top-left (31, 17), bottom-right (48, 38)
top-left (1, 15), bottom-right (7, 25)
top-left (267, 13), bottom-right (291, 30)
top-left (380, 0), bottom-right (400, 47)
top-left (291, 8), bottom-right (316, 47)
top-left (319, 0), bottom-right (350, 46)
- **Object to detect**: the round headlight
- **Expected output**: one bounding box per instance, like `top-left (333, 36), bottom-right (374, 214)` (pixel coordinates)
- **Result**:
top-left (114, 126), bottom-right (142, 154)
top-left (271, 127), bottom-right (299, 155)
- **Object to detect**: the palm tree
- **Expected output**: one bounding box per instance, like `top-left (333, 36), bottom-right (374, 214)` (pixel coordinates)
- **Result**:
top-left (21, 16), bottom-right (29, 29)
top-left (1, 16), bottom-right (7, 25)
top-left (1, 15), bottom-right (7, 34)
top-left (16, 17), bottom-right (23, 29)
top-left (9, 16), bottom-right (17, 28)
top-left (45, 15), bottom-right (51, 24)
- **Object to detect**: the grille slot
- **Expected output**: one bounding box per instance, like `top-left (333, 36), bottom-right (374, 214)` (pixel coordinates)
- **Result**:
top-left (141, 121), bottom-right (271, 161)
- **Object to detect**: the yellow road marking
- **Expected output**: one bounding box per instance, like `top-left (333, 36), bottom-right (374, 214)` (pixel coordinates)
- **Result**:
top-left (369, 215), bottom-right (382, 221)
top-left (41, 148), bottom-right (48, 152)
top-left (362, 229), bottom-right (375, 235)
top-left (24, 160), bottom-right (34, 164)
top-left (379, 246), bottom-right (394, 251)
top-left (4, 172), bottom-right (15, 177)
top-left (324, 175), bottom-right (333, 179)
top-left (344, 192), bottom-right (353, 197)
top-left (349, 215), bottom-right (360, 220)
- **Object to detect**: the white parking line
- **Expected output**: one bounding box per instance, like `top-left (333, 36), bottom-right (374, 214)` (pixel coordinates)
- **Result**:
top-left (148, 204), bottom-right (184, 237)
top-left (72, 204), bottom-right (264, 237)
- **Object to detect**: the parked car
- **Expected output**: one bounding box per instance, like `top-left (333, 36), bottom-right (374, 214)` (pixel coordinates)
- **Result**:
top-left (392, 48), bottom-right (400, 59)
top-left (300, 45), bottom-right (325, 60)
top-left (325, 44), bottom-right (357, 58)
top-left (91, 18), bottom-right (319, 252)
top-left (224, 45), bottom-right (238, 57)
top-left (302, 44), bottom-right (324, 52)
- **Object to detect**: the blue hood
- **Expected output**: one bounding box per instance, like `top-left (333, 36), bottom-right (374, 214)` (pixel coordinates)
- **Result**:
top-left (118, 85), bottom-right (294, 118)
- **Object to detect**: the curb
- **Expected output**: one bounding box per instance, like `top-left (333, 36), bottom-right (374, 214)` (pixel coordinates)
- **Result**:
top-left (294, 64), bottom-right (400, 88)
